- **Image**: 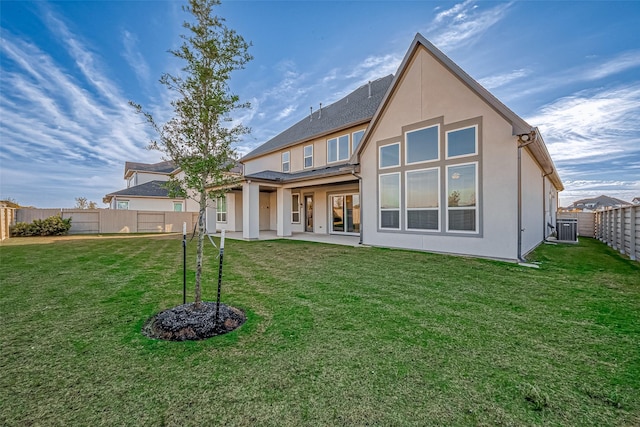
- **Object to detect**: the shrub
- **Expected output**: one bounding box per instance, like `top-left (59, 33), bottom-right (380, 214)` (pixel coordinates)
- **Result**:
top-left (11, 216), bottom-right (72, 237)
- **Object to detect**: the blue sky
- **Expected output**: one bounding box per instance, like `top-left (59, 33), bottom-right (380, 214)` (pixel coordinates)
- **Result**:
top-left (1, 0), bottom-right (639, 208)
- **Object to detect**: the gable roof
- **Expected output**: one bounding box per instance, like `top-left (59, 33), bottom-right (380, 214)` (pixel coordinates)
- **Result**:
top-left (124, 161), bottom-right (177, 179)
top-left (241, 75), bottom-right (394, 162)
top-left (354, 33), bottom-right (563, 191)
top-left (570, 195), bottom-right (631, 209)
top-left (104, 180), bottom-right (171, 200)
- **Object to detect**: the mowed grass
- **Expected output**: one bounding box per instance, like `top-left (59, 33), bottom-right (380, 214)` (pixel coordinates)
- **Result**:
top-left (1, 235), bottom-right (639, 426)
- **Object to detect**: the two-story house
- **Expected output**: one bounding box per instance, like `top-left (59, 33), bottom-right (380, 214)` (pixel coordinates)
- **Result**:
top-left (104, 161), bottom-right (197, 212)
top-left (222, 34), bottom-right (564, 261)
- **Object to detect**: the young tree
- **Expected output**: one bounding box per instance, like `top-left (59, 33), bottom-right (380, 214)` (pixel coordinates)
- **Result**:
top-left (131, 0), bottom-right (251, 308)
top-left (75, 197), bottom-right (98, 209)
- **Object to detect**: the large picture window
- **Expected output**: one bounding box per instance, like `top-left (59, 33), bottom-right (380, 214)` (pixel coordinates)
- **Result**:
top-left (447, 163), bottom-right (477, 232)
top-left (379, 173), bottom-right (400, 229)
top-left (406, 168), bottom-right (439, 230)
top-left (328, 135), bottom-right (350, 163)
top-left (406, 125), bottom-right (439, 164)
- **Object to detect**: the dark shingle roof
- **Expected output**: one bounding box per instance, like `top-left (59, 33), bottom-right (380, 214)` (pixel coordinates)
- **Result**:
top-left (241, 75), bottom-right (394, 161)
top-left (244, 163), bottom-right (355, 183)
top-left (106, 180), bottom-right (171, 198)
top-left (124, 161), bottom-right (177, 177)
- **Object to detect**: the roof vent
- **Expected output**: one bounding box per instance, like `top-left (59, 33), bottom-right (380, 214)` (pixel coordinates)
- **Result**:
top-left (310, 106), bottom-right (313, 122)
top-left (368, 81), bottom-right (372, 98)
top-left (319, 103), bottom-right (322, 119)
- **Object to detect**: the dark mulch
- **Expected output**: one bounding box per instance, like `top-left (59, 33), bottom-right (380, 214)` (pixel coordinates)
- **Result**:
top-left (142, 302), bottom-right (245, 341)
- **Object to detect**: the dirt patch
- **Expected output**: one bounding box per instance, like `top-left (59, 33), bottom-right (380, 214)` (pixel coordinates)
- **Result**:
top-left (142, 302), bottom-right (245, 341)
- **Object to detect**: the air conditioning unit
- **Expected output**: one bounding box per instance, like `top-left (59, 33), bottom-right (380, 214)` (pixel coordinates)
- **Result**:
top-left (556, 218), bottom-right (578, 242)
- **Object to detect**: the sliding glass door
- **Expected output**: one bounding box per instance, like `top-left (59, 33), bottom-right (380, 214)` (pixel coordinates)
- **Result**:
top-left (330, 194), bottom-right (360, 234)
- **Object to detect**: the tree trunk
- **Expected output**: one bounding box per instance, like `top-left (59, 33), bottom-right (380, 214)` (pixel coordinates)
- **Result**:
top-left (194, 196), bottom-right (207, 308)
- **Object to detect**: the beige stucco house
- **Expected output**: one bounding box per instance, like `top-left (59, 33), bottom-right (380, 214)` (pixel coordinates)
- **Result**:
top-left (222, 34), bottom-right (563, 261)
top-left (104, 161), bottom-right (199, 212)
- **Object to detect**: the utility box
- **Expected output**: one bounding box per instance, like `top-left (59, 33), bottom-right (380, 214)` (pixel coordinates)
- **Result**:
top-left (556, 218), bottom-right (578, 242)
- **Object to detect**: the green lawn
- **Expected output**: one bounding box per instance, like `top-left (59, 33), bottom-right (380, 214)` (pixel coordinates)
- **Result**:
top-left (1, 235), bottom-right (638, 426)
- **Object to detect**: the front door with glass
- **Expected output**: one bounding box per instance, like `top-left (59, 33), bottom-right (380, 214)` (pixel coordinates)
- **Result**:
top-left (305, 195), bottom-right (314, 232)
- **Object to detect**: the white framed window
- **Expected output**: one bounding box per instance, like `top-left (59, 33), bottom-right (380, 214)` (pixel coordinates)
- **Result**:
top-left (379, 173), bottom-right (400, 229)
top-left (282, 151), bottom-right (290, 172)
top-left (292, 194), bottom-right (300, 223)
top-left (352, 130), bottom-right (365, 152)
top-left (446, 125), bottom-right (477, 159)
top-left (173, 202), bottom-right (184, 212)
top-left (406, 168), bottom-right (439, 231)
top-left (446, 162), bottom-right (478, 233)
top-left (216, 196), bottom-right (227, 223)
top-left (116, 200), bottom-right (129, 210)
top-left (379, 142), bottom-right (400, 169)
top-left (406, 125), bottom-right (439, 165)
top-left (327, 134), bottom-right (350, 163)
top-left (303, 145), bottom-right (313, 169)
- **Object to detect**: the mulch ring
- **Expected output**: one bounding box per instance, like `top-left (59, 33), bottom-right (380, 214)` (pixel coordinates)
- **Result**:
top-left (142, 302), bottom-right (245, 341)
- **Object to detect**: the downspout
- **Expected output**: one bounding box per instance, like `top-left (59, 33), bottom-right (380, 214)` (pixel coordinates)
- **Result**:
top-left (352, 170), bottom-right (363, 245)
top-left (517, 131), bottom-right (536, 262)
top-left (542, 168), bottom-right (554, 241)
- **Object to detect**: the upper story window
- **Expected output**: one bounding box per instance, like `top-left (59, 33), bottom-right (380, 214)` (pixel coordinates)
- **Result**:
top-left (379, 143), bottom-right (400, 169)
top-left (117, 200), bottom-right (129, 210)
top-left (173, 202), bottom-right (184, 212)
top-left (352, 130), bottom-right (365, 152)
top-left (327, 135), bottom-right (349, 163)
top-left (282, 151), bottom-right (290, 173)
top-left (304, 145), bottom-right (313, 169)
top-left (446, 126), bottom-right (477, 158)
top-left (406, 125), bottom-right (439, 164)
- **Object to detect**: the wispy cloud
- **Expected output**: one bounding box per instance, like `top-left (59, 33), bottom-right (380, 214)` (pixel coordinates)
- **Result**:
top-left (426, 1), bottom-right (513, 51)
top-left (478, 68), bottom-right (530, 90)
top-left (0, 8), bottom-right (160, 206)
top-left (583, 50), bottom-right (640, 81)
top-left (121, 30), bottom-right (151, 86)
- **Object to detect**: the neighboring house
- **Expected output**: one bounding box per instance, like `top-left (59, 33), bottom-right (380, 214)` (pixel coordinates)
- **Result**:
top-left (225, 33), bottom-right (564, 261)
top-left (632, 197), bottom-right (640, 205)
top-left (104, 161), bottom-right (196, 212)
top-left (560, 195), bottom-right (632, 212)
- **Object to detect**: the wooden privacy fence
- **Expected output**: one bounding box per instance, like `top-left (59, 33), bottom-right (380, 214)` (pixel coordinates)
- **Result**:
top-left (15, 209), bottom-right (199, 235)
top-left (557, 212), bottom-right (596, 238)
top-left (594, 206), bottom-right (639, 261)
top-left (1, 207), bottom-right (16, 240)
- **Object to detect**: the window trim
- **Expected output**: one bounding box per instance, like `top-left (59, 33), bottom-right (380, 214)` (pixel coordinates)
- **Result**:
top-left (379, 142), bottom-right (401, 169)
top-left (173, 201), bottom-right (184, 212)
top-left (405, 167), bottom-right (440, 232)
top-left (405, 124), bottom-right (440, 166)
top-left (291, 193), bottom-right (301, 224)
top-left (327, 134), bottom-right (350, 164)
top-left (352, 129), bottom-right (365, 153)
top-left (445, 125), bottom-right (478, 160)
top-left (116, 200), bottom-right (129, 210)
top-left (303, 145), bottom-right (313, 169)
top-left (378, 172), bottom-right (401, 230)
top-left (282, 151), bottom-right (290, 173)
top-left (216, 196), bottom-right (227, 223)
top-left (445, 162), bottom-right (479, 234)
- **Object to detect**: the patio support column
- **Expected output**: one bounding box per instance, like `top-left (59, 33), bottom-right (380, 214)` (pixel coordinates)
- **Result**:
top-left (276, 187), bottom-right (292, 237)
top-left (242, 181), bottom-right (260, 240)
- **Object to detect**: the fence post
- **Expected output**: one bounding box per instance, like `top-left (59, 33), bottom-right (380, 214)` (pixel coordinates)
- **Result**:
top-left (619, 207), bottom-right (626, 255)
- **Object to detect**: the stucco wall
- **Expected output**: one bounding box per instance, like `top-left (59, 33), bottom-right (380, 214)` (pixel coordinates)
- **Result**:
top-left (360, 45), bottom-right (521, 261)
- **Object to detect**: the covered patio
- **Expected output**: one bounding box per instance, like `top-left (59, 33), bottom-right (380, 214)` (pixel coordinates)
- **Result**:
top-left (209, 230), bottom-right (361, 247)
